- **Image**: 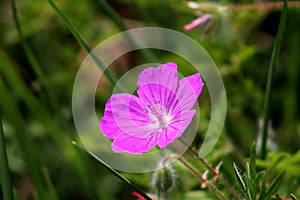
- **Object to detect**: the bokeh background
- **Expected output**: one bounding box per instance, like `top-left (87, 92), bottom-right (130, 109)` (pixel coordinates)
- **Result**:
top-left (1, 0), bottom-right (300, 199)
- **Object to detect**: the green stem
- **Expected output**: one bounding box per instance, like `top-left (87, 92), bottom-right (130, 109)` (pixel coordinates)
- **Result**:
top-left (72, 141), bottom-right (152, 200)
top-left (260, 0), bottom-right (288, 159)
top-left (0, 116), bottom-right (14, 200)
top-left (46, 0), bottom-right (119, 86)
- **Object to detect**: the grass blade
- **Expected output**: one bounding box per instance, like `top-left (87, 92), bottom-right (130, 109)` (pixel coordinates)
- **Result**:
top-left (249, 142), bottom-right (257, 180)
top-left (72, 141), bottom-right (152, 200)
top-left (291, 193), bottom-right (298, 200)
top-left (263, 172), bottom-right (285, 199)
top-left (258, 171), bottom-right (267, 200)
top-left (46, 0), bottom-right (119, 86)
top-left (260, 0), bottom-right (288, 159)
top-left (244, 174), bottom-right (255, 200)
top-left (0, 115), bottom-right (14, 200)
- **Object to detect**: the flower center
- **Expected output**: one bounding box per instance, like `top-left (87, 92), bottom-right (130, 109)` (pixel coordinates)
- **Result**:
top-left (146, 102), bottom-right (173, 130)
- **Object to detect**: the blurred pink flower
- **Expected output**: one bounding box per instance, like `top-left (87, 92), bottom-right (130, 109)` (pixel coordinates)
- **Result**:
top-left (100, 62), bottom-right (204, 154)
top-left (184, 14), bottom-right (213, 31)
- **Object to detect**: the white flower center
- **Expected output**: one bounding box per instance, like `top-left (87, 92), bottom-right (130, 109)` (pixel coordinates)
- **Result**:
top-left (146, 103), bottom-right (173, 130)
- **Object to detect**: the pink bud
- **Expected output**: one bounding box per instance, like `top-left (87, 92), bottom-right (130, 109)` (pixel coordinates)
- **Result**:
top-left (184, 14), bottom-right (213, 31)
top-left (187, 2), bottom-right (200, 9)
top-left (132, 192), bottom-right (146, 200)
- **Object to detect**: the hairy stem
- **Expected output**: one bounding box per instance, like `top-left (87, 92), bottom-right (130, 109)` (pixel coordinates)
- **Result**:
top-left (165, 155), bottom-right (227, 200)
top-left (179, 139), bottom-right (242, 200)
top-left (221, 1), bottom-right (299, 11)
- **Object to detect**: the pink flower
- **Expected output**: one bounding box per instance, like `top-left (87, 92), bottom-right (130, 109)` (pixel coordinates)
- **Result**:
top-left (184, 14), bottom-right (213, 31)
top-left (100, 62), bottom-right (204, 154)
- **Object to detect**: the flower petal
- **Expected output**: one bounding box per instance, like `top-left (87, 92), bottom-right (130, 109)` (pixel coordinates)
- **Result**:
top-left (112, 133), bottom-right (158, 154)
top-left (184, 14), bottom-right (213, 31)
top-left (100, 93), bottom-right (155, 139)
top-left (172, 73), bottom-right (204, 114)
top-left (137, 63), bottom-right (178, 106)
top-left (157, 110), bottom-right (196, 148)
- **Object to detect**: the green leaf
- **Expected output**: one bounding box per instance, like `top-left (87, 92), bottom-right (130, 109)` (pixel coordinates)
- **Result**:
top-left (233, 162), bottom-right (248, 198)
top-left (249, 142), bottom-right (257, 180)
top-left (260, 0), bottom-right (288, 159)
top-left (258, 172), bottom-right (267, 200)
top-left (263, 172), bottom-right (285, 199)
top-left (291, 193), bottom-right (298, 200)
top-left (243, 174), bottom-right (253, 200)
top-left (254, 171), bottom-right (266, 186)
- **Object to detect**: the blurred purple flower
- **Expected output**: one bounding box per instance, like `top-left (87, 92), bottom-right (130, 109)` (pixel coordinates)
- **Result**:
top-left (100, 62), bottom-right (204, 154)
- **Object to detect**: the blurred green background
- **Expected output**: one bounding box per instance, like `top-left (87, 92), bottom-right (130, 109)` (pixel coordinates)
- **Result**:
top-left (1, 0), bottom-right (300, 199)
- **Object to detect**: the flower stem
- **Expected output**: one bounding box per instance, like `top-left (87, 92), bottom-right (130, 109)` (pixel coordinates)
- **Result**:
top-left (220, 1), bottom-right (299, 11)
top-left (260, 0), bottom-right (288, 159)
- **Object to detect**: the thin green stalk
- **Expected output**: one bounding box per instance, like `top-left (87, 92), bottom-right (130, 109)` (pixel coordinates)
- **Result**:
top-left (260, 0), bottom-right (288, 159)
top-left (72, 141), bottom-right (152, 200)
top-left (94, 0), bottom-right (158, 63)
top-left (46, 0), bottom-right (119, 86)
top-left (41, 167), bottom-right (59, 200)
top-left (0, 115), bottom-right (14, 200)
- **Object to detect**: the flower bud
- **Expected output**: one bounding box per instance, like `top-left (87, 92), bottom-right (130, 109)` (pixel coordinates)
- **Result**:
top-left (151, 157), bottom-right (176, 200)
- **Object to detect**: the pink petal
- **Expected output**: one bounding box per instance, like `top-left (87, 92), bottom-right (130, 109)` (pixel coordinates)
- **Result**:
top-left (137, 63), bottom-right (178, 106)
top-left (184, 14), bottom-right (212, 31)
top-left (157, 110), bottom-right (196, 148)
top-left (172, 73), bottom-right (204, 114)
top-left (112, 133), bottom-right (158, 154)
top-left (100, 94), bottom-right (155, 139)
